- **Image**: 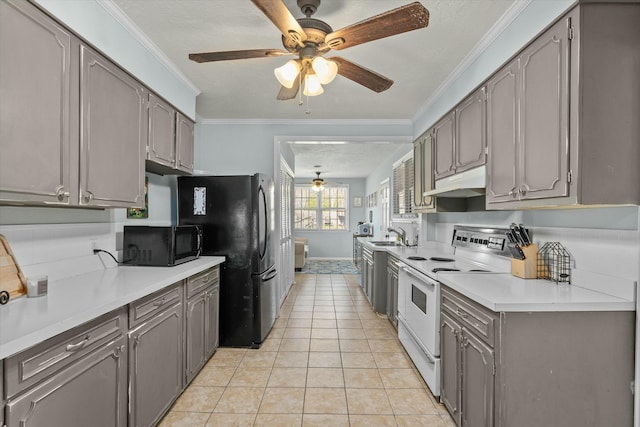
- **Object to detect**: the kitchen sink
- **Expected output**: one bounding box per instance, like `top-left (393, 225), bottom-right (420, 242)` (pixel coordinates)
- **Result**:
top-left (369, 241), bottom-right (402, 247)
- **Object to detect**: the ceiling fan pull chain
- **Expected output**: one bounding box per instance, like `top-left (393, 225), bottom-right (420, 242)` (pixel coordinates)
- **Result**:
top-left (305, 93), bottom-right (311, 115)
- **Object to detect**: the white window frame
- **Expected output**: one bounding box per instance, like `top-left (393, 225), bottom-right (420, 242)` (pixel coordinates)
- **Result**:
top-left (294, 184), bottom-right (350, 231)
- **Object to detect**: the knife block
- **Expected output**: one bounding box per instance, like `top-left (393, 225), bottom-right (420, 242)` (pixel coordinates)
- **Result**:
top-left (511, 244), bottom-right (538, 279)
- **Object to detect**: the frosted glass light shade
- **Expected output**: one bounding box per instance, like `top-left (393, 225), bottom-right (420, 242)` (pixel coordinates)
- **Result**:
top-left (303, 73), bottom-right (324, 96)
top-left (312, 57), bottom-right (338, 84)
top-left (274, 60), bottom-right (301, 88)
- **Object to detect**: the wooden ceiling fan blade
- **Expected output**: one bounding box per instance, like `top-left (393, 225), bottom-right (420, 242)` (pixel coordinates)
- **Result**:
top-left (251, 0), bottom-right (307, 45)
top-left (188, 49), bottom-right (289, 63)
top-left (277, 69), bottom-right (306, 100)
top-left (325, 2), bottom-right (429, 51)
top-left (332, 57), bottom-right (393, 93)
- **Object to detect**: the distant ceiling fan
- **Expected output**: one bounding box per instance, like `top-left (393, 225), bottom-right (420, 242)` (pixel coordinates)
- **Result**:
top-left (189, 0), bottom-right (430, 100)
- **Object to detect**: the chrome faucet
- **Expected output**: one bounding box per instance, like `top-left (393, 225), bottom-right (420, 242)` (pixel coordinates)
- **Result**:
top-left (387, 227), bottom-right (407, 246)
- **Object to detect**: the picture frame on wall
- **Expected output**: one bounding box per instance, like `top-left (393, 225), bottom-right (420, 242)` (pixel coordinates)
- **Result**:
top-left (353, 196), bottom-right (363, 207)
top-left (127, 176), bottom-right (149, 219)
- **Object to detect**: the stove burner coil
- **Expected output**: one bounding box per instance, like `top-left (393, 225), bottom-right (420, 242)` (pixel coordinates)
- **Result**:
top-left (407, 256), bottom-right (427, 261)
top-left (429, 257), bottom-right (455, 262)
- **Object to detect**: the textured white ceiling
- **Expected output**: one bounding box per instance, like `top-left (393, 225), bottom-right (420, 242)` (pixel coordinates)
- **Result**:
top-left (112, 0), bottom-right (515, 121)
top-left (111, 0), bottom-right (515, 177)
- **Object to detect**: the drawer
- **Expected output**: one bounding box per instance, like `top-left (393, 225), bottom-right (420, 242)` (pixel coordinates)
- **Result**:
top-left (186, 267), bottom-right (219, 299)
top-left (441, 286), bottom-right (497, 346)
top-left (129, 282), bottom-right (183, 328)
top-left (4, 308), bottom-right (126, 398)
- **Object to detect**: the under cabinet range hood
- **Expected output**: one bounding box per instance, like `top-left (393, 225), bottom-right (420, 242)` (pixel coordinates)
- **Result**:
top-left (423, 166), bottom-right (486, 198)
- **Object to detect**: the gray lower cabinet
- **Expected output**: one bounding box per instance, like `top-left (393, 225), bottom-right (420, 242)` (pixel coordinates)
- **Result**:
top-left (4, 309), bottom-right (128, 427)
top-left (0, 0), bottom-right (79, 206)
top-left (185, 267), bottom-right (220, 384)
top-left (441, 285), bottom-right (635, 427)
top-left (385, 253), bottom-right (399, 328)
top-left (128, 284), bottom-right (184, 427)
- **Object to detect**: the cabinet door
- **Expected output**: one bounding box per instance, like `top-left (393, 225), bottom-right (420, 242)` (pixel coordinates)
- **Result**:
top-left (433, 112), bottom-right (455, 180)
top-left (80, 46), bottom-right (147, 208)
top-left (185, 292), bottom-right (207, 384)
top-left (461, 330), bottom-right (494, 427)
top-left (5, 336), bottom-right (127, 427)
top-left (205, 285), bottom-right (220, 357)
top-left (147, 92), bottom-right (176, 168)
top-left (129, 302), bottom-right (183, 427)
top-left (486, 60), bottom-right (519, 204)
top-left (413, 140), bottom-right (424, 208)
top-left (455, 87), bottom-right (486, 173)
top-left (440, 311), bottom-right (462, 426)
top-left (175, 113), bottom-right (195, 174)
top-left (518, 17), bottom-right (570, 201)
top-left (0, 0), bottom-right (78, 205)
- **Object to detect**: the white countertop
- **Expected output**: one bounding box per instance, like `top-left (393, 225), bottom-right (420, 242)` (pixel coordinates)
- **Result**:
top-left (0, 257), bottom-right (224, 359)
top-left (361, 240), bottom-right (635, 313)
top-left (436, 272), bottom-right (635, 312)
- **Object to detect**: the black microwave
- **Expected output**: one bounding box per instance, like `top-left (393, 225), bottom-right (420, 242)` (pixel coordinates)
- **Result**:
top-left (122, 225), bottom-right (202, 266)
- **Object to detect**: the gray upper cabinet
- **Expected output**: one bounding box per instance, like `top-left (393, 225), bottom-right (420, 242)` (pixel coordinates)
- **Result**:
top-left (80, 46), bottom-right (147, 208)
top-left (487, 3), bottom-right (640, 208)
top-left (455, 87), bottom-right (487, 173)
top-left (146, 97), bottom-right (195, 176)
top-left (433, 112), bottom-right (455, 180)
top-left (486, 14), bottom-right (569, 205)
top-left (412, 131), bottom-right (435, 212)
top-left (176, 113), bottom-right (195, 174)
top-left (0, 0), bottom-right (79, 206)
top-left (433, 87), bottom-right (487, 182)
top-left (147, 93), bottom-right (177, 169)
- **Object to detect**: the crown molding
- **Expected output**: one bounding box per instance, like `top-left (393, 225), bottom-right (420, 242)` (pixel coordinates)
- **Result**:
top-left (199, 118), bottom-right (413, 126)
top-left (96, 0), bottom-right (201, 96)
top-left (412, 0), bottom-right (533, 123)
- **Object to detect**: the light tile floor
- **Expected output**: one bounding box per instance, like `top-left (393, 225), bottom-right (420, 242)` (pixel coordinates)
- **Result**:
top-left (159, 273), bottom-right (456, 427)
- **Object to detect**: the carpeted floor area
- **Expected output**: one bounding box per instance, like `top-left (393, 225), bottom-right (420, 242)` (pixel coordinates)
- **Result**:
top-left (300, 260), bottom-right (359, 274)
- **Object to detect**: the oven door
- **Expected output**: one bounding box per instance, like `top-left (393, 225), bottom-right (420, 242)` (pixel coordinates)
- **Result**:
top-left (399, 264), bottom-right (440, 357)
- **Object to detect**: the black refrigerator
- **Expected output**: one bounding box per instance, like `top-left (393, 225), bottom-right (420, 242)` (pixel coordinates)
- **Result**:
top-left (178, 174), bottom-right (278, 348)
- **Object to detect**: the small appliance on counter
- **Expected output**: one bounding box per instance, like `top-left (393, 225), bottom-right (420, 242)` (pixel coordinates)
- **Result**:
top-left (122, 225), bottom-right (202, 266)
top-left (357, 222), bottom-right (372, 236)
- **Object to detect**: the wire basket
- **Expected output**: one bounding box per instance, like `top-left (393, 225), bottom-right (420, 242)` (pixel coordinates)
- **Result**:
top-left (537, 242), bottom-right (571, 284)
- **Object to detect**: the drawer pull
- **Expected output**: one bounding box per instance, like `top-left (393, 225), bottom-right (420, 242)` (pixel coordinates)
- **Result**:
top-left (65, 335), bottom-right (90, 352)
top-left (152, 297), bottom-right (166, 307)
top-left (456, 308), bottom-right (468, 319)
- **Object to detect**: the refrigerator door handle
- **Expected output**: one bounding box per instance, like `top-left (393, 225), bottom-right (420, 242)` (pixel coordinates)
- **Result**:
top-left (262, 269), bottom-right (278, 281)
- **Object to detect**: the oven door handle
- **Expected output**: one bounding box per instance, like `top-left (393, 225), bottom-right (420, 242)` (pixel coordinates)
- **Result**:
top-left (400, 264), bottom-right (436, 288)
top-left (398, 317), bottom-right (436, 364)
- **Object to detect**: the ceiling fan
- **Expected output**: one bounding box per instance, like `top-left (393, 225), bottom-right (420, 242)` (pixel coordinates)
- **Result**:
top-left (311, 171), bottom-right (326, 192)
top-left (188, 0), bottom-right (430, 100)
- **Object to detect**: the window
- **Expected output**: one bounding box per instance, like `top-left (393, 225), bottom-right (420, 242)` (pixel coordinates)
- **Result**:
top-left (294, 185), bottom-right (349, 230)
top-left (392, 154), bottom-right (414, 214)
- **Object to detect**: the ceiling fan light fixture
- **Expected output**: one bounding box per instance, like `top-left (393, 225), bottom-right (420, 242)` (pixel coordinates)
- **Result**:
top-left (312, 56), bottom-right (338, 84)
top-left (311, 171), bottom-right (325, 192)
top-left (274, 59), bottom-right (301, 89)
top-left (303, 73), bottom-right (324, 96)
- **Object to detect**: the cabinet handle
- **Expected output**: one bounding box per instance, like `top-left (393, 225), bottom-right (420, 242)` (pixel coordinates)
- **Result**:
top-left (65, 335), bottom-right (90, 352)
top-left (56, 189), bottom-right (70, 201)
top-left (519, 187), bottom-right (527, 197)
top-left (456, 308), bottom-right (468, 319)
top-left (152, 297), bottom-right (166, 307)
top-left (83, 192), bottom-right (94, 203)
